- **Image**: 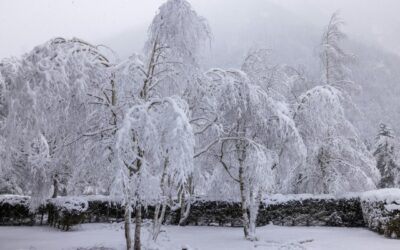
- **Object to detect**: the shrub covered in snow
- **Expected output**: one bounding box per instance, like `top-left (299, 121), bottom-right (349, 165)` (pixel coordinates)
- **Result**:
top-left (47, 196), bottom-right (88, 231)
top-left (0, 194), bottom-right (34, 225)
top-left (361, 188), bottom-right (400, 238)
top-left (83, 195), bottom-right (124, 223)
top-left (0, 194), bottom-right (30, 206)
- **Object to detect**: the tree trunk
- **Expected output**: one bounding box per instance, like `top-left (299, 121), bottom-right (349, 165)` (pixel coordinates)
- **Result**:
top-left (248, 188), bottom-right (261, 241)
top-left (52, 177), bottom-right (58, 198)
top-left (179, 192), bottom-right (191, 226)
top-left (152, 202), bottom-right (167, 241)
top-left (151, 157), bottom-right (169, 241)
top-left (179, 191), bottom-right (186, 225)
top-left (134, 204), bottom-right (142, 250)
top-left (124, 202), bottom-right (132, 250)
top-left (179, 175), bottom-right (193, 226)
top-left (238, 160), bottom-right (250, 238)
top-left (152, 204), bottom-right (161, 240)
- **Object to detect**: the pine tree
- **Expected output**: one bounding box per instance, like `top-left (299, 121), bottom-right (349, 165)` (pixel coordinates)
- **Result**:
top-left (373, 123), bottom-right (399, 188)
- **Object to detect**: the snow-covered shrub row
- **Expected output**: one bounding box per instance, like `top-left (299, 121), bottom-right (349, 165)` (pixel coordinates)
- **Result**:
top-left (84, 196), bottom-right (124, 223)
top-left (361, 189), bottom-right (400, 238)
top-left (0, 194), bottom-right (156, 227)
top-left (47, 196), bottom-right (88, 230)
top-left (48, 196), bottom-right (88, 214)
top-left (0, 194), bottom-right (34, 225)
top-left (0, 194), bottom-right (30, 206)
top-left (0, 195), bottom-right (89, 229)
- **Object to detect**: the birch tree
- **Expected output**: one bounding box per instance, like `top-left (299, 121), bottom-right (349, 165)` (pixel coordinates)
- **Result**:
top-left (0, 38), bottom-right (110, 206)
top-left (144, 0), bottom-right (211, 226)
top-left (112, 40), bottom-right (197, 248)
top-left (294, 85), bottom-right (380, 194)
top-left (202, 69), bottom-right (303, 239)
top-left (113, 54), bottom-right (195, 249)
top-left (241, 48), bottom-right (307, 193)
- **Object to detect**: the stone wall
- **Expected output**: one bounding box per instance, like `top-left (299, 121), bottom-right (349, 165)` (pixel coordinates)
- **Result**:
top-left (168, 195), bottom-right (364, 228)
top-left (167, 200), bottom-right (243, 227)
top-left (260, 198), bottom-right (364, 227)
top-left (1, 190), bottom-right (399, 238)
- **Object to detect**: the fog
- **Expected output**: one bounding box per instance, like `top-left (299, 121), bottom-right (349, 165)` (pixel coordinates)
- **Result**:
top-left (1, 0), bottom-right (400, 139)
top-left (1, 0), bottom-right (400, 60)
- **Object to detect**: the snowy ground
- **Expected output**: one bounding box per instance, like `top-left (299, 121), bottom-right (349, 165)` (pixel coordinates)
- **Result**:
top-left (0, 223), bottom-right (399, 250)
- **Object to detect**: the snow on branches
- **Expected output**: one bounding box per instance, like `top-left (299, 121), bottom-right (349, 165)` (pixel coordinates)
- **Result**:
top-left (295, 85), bottom-right (379, 194)
top-left (144, 0), bottom-right (210, 98)
top-left (115, 96), bottom-right (194, 204)
top-left (0, 38), bottom-right (110, 204)
top-left (373, 123), bottom-right (400, 188)
top-left (201, 68), bottom-right (305, 239)
top-left (320, 12), bottom-right (358, 94)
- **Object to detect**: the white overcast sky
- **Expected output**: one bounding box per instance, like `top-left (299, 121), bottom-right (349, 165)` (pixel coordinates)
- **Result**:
top-left (1, 0), bottom-right (400, 59)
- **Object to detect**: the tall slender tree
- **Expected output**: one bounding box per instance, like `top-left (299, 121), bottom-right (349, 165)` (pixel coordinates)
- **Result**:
top-left (201, 69), bottom-right (303, 239)
top-left (373, 123), bottom-right (399, 188)
top-left (320, 12), bottom-right (358, 94)
top-left (143, 0), bottom-right (212, 228)
top-left (241, 48), bottom-right (308, 193)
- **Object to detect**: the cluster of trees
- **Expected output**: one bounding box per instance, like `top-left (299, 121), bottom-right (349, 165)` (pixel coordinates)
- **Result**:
top-left (0, 0), bottom-right (396, 249)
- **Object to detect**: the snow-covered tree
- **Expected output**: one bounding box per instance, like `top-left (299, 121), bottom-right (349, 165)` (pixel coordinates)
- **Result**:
top-left (320, 12), bottom-right (358, 94)
top-left (0, 72), bottom-right (5, 124)
top-left (200, 69), bottom-right (303, 239)
top-left (115, 96), bottom-right (194, 244)
top-left (241, 48), bottom-right (308, 193)
top-left (373, 123), bottom-right (399, 188)
top-left (0, 73), bottom-right (16, 194)
top-left (112, 15), bottom-right (204, 245)
top-left (111, 54), bottom-right (195, 249)
top-left (0, 38), bottom-right (110, 206)
top-left (143, 0), bottom-right (212, 227)
top-left (144, 0), bottom-right (210, 98)
top-left (294, 85), bottom-right (379, 194)
top-left (242, 48), bottom-right (309, 104)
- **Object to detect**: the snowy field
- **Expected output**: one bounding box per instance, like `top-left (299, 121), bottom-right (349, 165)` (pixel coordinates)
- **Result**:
top-left (1, 223), bottom-right (400, 250)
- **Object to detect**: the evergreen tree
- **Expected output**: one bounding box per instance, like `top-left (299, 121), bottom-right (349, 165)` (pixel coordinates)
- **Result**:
top-left (373, 123), bottom-right (399, 188)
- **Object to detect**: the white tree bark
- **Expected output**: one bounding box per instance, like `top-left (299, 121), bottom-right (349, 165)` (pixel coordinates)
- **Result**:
top-left (124, 200), bottom-right (132, 250)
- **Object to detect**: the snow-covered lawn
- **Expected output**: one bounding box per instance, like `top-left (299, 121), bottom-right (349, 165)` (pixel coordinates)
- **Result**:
top-left (0, 223), bottom-right (399, 250)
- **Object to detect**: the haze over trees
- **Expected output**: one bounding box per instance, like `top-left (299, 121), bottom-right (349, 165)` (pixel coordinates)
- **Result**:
top-left (1, 0), bottom-right (400, 249)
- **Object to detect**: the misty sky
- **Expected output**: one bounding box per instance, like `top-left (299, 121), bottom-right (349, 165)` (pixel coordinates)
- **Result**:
top-left (1, 0), bottom-right (400, 59)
